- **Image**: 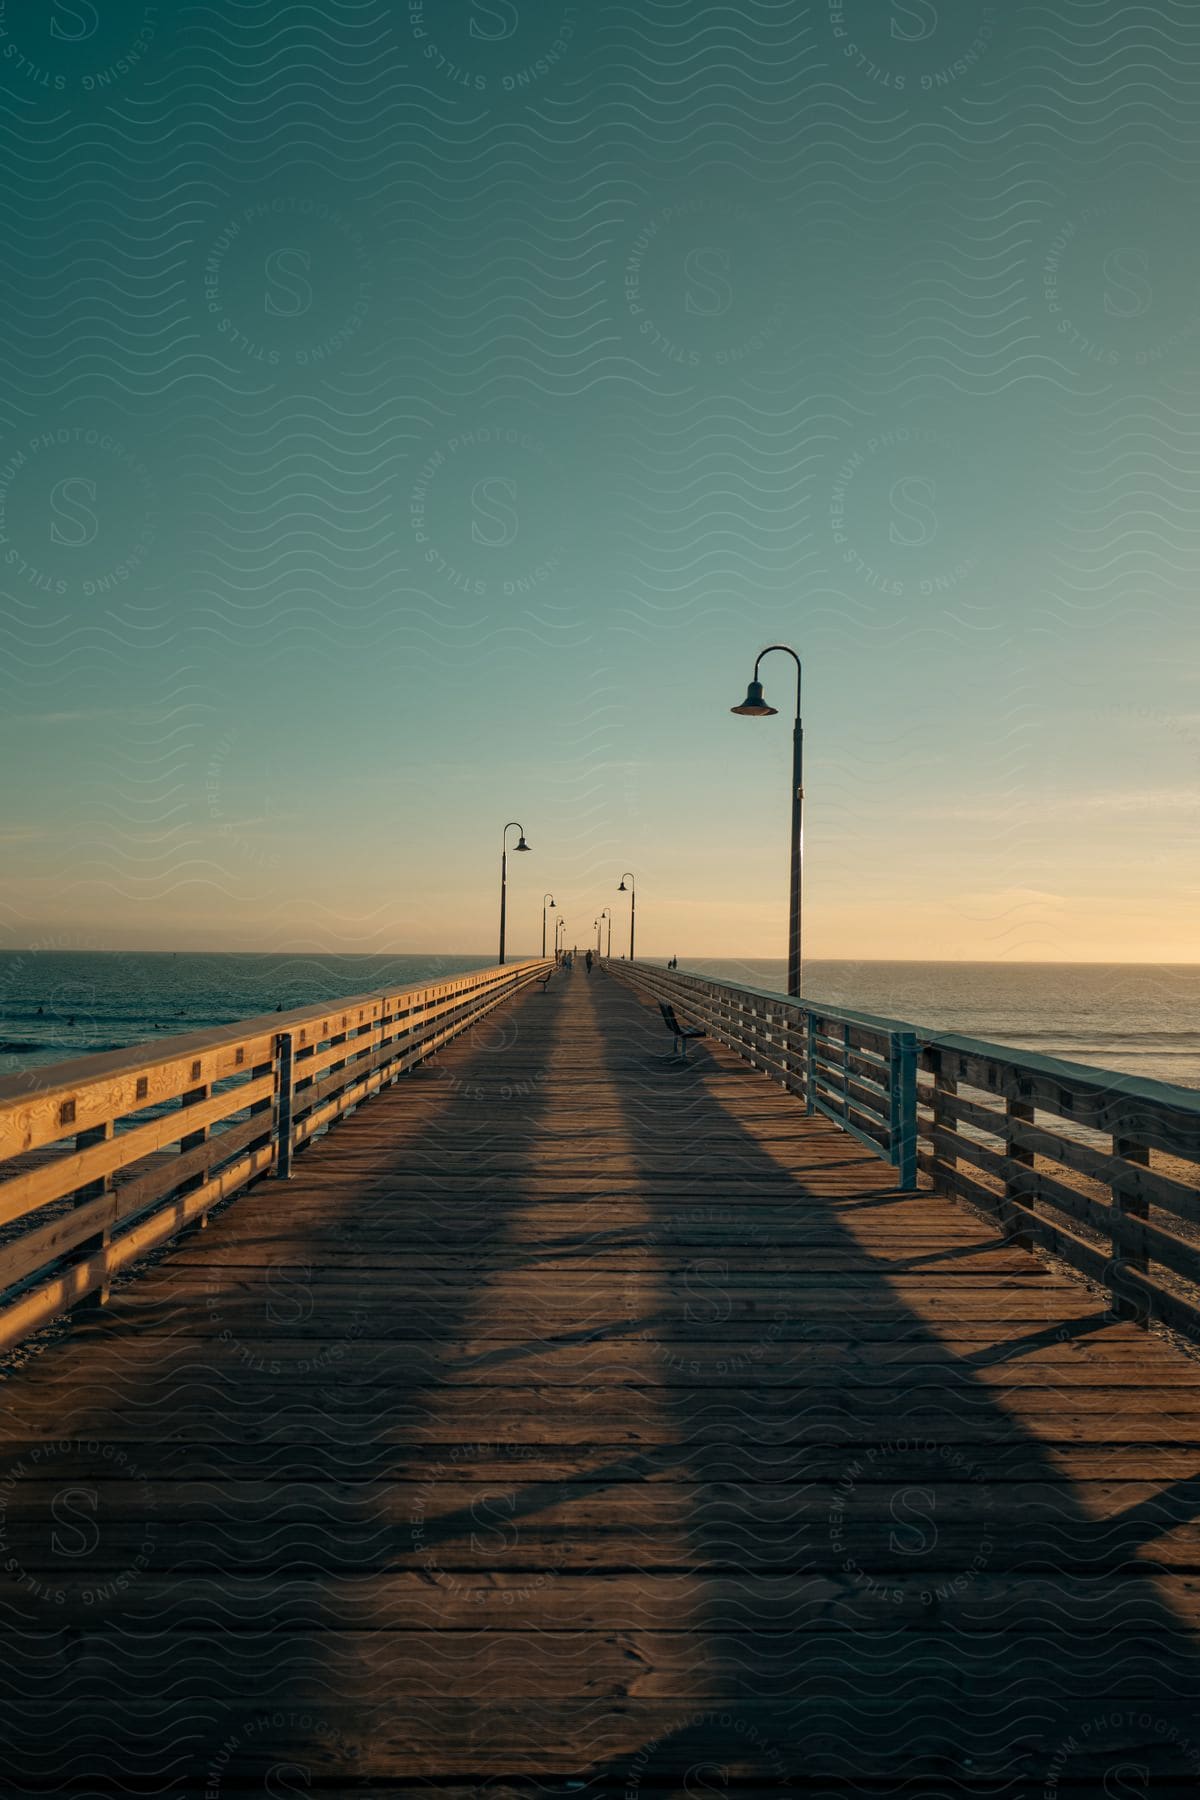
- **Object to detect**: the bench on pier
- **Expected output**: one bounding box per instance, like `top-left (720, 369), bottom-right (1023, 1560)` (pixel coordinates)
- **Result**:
top-left (659, 1000), bottom-right (705, 1059)
top-left (537, 969), bottom-right (553, 992)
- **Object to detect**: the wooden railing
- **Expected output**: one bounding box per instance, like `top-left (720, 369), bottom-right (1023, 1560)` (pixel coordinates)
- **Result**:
top-left (919, 1034), bottom-right (1200, 1340)
top-left (611, 961), bottom-right (1200, 1342)
top-left (607, 962), bottom-right (918, 1188)
top-left (0, 959), bottom-right (550, 1351)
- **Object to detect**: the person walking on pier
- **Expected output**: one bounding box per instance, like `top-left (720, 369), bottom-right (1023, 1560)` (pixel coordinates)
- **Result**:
top-left (585, 948), bottom-right (593, 976)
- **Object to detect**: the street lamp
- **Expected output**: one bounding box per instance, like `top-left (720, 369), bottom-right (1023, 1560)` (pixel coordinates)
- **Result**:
top-left (730, 645), bottom-right (803, 997)
top-left (600, 907), bottom-right (612, 959)
top-left (555, 915), bottom-right (566, 959)
top-left (498, 821), bottom-right (531, 966)
top-left (617, 873), bottom-right (636, 960)
top-left (541, 892), bottom-right (556, 959)
top-left (593, 917), bottom-right (601, 955)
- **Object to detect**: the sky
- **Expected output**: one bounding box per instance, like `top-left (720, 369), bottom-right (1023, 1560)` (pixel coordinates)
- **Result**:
top-left (0, 0), bottom-right (1198, 963)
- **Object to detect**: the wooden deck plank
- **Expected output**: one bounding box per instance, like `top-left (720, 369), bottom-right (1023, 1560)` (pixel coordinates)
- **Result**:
top-left (1, 969), bottom-right (1199, 1793)
top-left (6, 1568), bottom-right (1200, 1633)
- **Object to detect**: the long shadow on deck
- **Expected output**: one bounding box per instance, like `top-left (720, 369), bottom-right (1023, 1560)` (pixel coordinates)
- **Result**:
top-left (566, 974), bottom-right (1200, 1795)
top-left (0, 983), bottom-right (579, 1793)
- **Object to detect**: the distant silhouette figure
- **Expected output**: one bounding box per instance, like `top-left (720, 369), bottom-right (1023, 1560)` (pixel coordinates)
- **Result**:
top-left (585, 950), bottom-right (593, 976)
top-left (66, 1017), bottom-right (76, 1027)
top-left (35, 1006), bottom-right (43, 1016)
top-left (275, 1003), bottom-right (283, 1012)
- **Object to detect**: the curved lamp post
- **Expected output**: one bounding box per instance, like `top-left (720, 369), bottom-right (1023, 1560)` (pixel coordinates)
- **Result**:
top-left (617, 873), bottom-right (636, 960)
top-left (599, 907), bottom-right (612, 959)
top-left (498, 821), bottom-right (531, 966)
top-left (541, 892), bottom-right (556, 959)
top-left (593, 917), bottom-right (600, 955)
top-left (731, 645), bottom-right (803, 997)
top-left (555, 915), bottom-right (566, 959)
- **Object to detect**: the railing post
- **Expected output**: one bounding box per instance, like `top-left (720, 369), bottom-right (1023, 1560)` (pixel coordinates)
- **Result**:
top-left (781, 1005), bottom-right (802, 1097)
top-left (929, 1050), bottom-right (957, 1193)
top-left (275, 1030), bottom-right (294, 1181)
top-left (805, 1011), bottom-right (816, 1114)
top-left (178, 1070), bottom-right (213, 1219)
top-left (290, 1029), bottom-right (316, 1140)
top-left (891, 1030), bottom-right (918, 1190)
top-left (72, 1119), bottom-right (114, 1306)
top-left (1005, 1095), bottom-right (1036, 1249)
top-left (1111, 1135), bottom-right (1151, 1323)
top-left (377, 1005), bottom-right (399, 1087)
top-left (249, 1053), bottom-right (275, 1148)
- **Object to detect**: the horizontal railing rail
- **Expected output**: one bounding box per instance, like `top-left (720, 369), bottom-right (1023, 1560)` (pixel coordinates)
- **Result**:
top-left (612, 961), bottom-right (1200, 1342)
top-left (607, 962), bottom-right (918, 1188)
top-left (0, 958), bottom-right (551, 1351)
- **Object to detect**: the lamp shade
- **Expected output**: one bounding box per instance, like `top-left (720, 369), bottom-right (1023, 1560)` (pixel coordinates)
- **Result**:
top-left (618, 880), bottom-right (627, 892)
top-left (731, 678), bottom-right (777, 717)
top-left (515, 835), bottom-right (531, 851)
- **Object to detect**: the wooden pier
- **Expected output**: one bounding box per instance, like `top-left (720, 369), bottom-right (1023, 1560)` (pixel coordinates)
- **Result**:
top-left (1, 962), bottom-right (1200, 1793)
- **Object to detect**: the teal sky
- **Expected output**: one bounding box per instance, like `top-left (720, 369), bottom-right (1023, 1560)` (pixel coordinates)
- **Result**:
top-left (1, 1), bottom-right (1198, 962)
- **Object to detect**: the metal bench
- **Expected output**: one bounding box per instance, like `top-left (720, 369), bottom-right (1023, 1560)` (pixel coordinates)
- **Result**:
top-left (659, 1001), bottom-right (705, 1059)
top-left (537, 969), bottom-right (554, 993)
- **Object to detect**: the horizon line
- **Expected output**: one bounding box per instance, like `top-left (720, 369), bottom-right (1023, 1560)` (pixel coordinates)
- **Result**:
top-left (0, 948), bottom-right (1197, 970)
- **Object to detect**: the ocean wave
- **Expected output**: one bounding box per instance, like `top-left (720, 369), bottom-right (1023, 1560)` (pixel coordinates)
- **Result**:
top-left (0, 1010), bottom-right (224, 1026)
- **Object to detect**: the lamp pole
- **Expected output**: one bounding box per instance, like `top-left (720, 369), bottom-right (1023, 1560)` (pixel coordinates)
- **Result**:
top-left (730, 646), bottom-right (803, 997)
top-left (498, 821), bottom-right (531, 966)
top-left (555, 916), bottom-right (566, 959)
top-left (541, 893), bottom-right (556, 959)
top-left (593, 917), bottom-right (601, 955)
top-left (600, 907), bottom-right (612, 959)
top-left (618, 873), bottom-right (636, 960)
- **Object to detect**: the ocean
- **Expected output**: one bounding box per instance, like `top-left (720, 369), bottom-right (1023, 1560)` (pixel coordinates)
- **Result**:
top-left (676, 958), bottom-right (1200, 1091)
top-left (0, 951), bottom-right (502, 1078)
top-left (0, 951), bottom-right (1197, 1092)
